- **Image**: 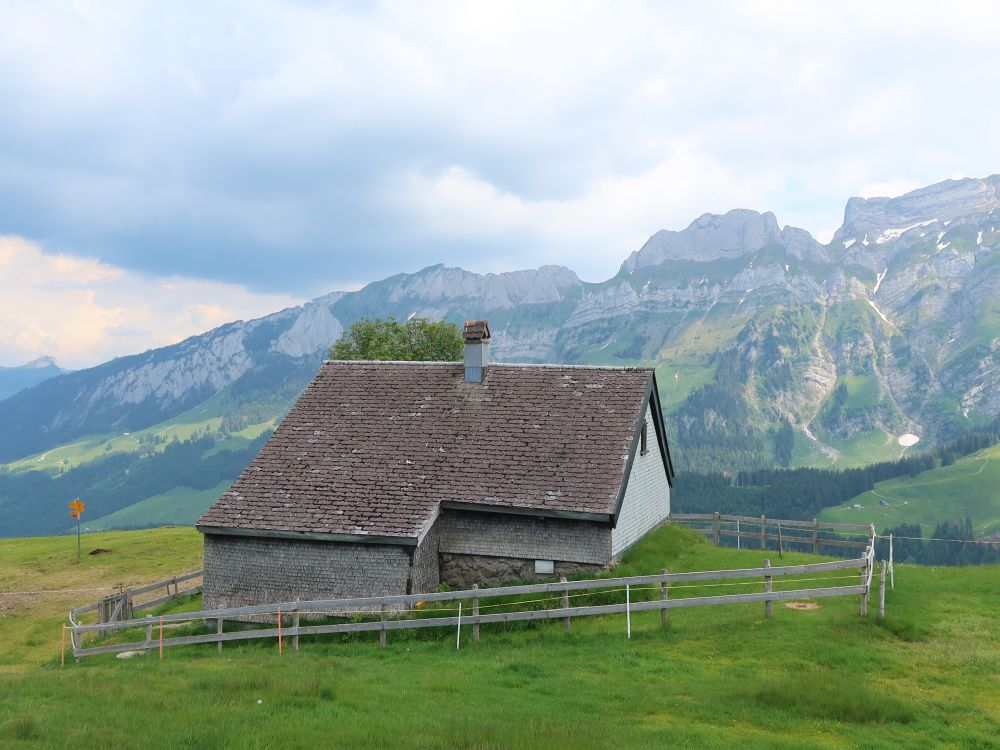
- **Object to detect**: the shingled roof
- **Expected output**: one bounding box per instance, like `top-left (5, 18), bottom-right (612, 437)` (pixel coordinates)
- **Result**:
top-left (197, 361), bottom-right (669, 542)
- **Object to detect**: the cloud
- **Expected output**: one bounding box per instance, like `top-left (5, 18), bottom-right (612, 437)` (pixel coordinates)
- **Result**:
top-left (0, 1), bottom-right (999, 295)
top-left (0, 237), bottom-right (301, 369)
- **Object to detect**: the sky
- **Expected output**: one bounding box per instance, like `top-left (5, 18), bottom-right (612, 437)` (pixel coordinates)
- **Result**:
top-left (2, 0), bottom-right (1000, 368)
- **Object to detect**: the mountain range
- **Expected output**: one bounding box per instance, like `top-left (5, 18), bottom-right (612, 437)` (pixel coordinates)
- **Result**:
top-left (2, 174), bottom-right (998, 536)
top-left (0, 356), bottom-right (66, 401)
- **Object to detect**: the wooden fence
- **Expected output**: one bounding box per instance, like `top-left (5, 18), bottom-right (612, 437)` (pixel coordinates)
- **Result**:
top-left (66, 547), bottom-right (879, 661)
top-left (67, 570), bottom-right (202, 645)
top-left (670, 513), bottom-right (875, 556)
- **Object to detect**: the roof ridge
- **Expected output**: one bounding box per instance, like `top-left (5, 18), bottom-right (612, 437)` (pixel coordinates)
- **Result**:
top-left (322, 360), bottom-right (653, 372)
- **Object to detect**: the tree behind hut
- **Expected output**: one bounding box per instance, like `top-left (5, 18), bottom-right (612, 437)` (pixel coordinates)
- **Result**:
top-left (329, 317), bottom-right (463, 361)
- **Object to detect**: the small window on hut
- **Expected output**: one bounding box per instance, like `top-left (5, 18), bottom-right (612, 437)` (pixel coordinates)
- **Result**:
top-left (640, 421), bottom-right (648, 456)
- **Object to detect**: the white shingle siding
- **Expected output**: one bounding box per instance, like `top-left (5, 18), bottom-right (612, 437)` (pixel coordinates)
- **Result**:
top-left (611, 407), bottom-right (671, 557)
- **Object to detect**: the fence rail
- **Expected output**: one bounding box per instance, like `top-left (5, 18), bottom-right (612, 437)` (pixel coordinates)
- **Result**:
top-left (66, 544), bottom-right (879, 661)
top-left (670, 513), bottom-right (875, 555)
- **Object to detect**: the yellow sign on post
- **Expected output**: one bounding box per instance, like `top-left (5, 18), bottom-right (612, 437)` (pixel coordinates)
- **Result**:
top-left (69, 499), bottom-right (85, 560)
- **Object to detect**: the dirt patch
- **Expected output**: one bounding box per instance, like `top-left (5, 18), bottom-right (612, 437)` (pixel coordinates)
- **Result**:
top-left (784, 601), bottom-right (820, 611)
top-left (0, 593), bottom-right (41, 617)
top-left (89, 548), bottom-right (112, 555)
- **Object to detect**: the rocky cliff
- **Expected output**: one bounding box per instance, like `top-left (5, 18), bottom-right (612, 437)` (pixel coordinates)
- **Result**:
top-left (2, 174), bottom-right (998, 469)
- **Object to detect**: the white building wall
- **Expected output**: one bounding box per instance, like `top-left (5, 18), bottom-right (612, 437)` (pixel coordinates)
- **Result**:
top-left (611, 407), bottom-right (671, 557)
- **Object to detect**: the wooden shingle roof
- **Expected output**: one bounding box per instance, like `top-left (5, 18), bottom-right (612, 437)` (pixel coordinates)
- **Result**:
top-left (197, 361), bottom-right (662, 541)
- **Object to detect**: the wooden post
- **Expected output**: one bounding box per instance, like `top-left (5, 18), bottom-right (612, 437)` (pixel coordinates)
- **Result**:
top-left (146, 615), bottom-right (153, 653)
top-left (660, 569), bottom-right (669, 627)
top-left (763, 559), bottom-right (773, 618)
top-left (217, 617), bottom-right (223, 654)
top-left (171, 577), bottom-right (177, 597)
top-left (878, 560), bottom-right (887, 619)
top-left (293, 597), bottom-right (300, 652)
top-left (760, 515), bottom-right (766, 550)
top-left (736, 519), bottom-right (741, 550)
top-left (812, 519), bottom-right (819, 555)
top-left (159, 616), bottom-right (164, 659)
top-left (379, 590), bottom-right (388, 648)
top-left (277, 608), bottom-right (283, 655)
top-left (60, 625), bottom-right (66, 669)
top-left (777, 523), bottom-right (784, 557)
top-left (714, 512), bottom-right (721, 547)
top-left (472, 585), bottom-right (480, 644)
top-left (560, 577), bottom-right (570, 634)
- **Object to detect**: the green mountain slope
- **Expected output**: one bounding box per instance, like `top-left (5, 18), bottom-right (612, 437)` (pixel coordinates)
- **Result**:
top-left (820, 442), bottom-right (1000, 536)
top-left (84, 481), bottom-right (233, 531)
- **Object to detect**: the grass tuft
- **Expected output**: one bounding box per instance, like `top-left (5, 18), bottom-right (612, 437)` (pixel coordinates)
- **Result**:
top-left (751, 674), bottom-right (915, 724)
top-left (877, 617), bottom-right (931, 642)
top-left (6, 716), bottom-right (41, 741)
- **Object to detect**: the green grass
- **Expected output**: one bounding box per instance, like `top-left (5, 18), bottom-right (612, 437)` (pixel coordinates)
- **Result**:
top-left (1, 526), bottom-right (999, 747)
top-left (656, 362), bottom-right (716, 413)
top-left (821, 442), bottom-right (1000, 536)
top-left (85, 481), bottom-right (232, 531)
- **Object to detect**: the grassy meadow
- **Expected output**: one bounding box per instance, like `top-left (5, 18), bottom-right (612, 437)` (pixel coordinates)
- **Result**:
top-left (1, 526), bottom-right (998, 749)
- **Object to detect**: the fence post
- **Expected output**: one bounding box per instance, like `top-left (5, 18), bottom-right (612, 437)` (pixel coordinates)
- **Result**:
top-left (559, 577), bottom-right (570, 634)
top-left (760, 515), bottom-right (766, 550)
top-left (860, 550), bottom-right (869, 617)
top-left (217, 617), bottom-right (223, 654)
top-left (777, 523), bottom-right (784, 557)
top-left (379, 590), bottom-right (388, 648)
top-left (714, 512), bottom-right (721, 546)
top-left (763, 559), bottom-right (773, 618)
top-left (660, 569), bottom-right (669, 627)
top-left (879, 560), bottom-right (886, 619)
top-left (472, 585), bottom-right (480, 644)
top-left (736, 519), bottom-right (741, 550)
top-left (625, 585), bottom-right (631, 640)
top-left (812, 519), bottom-right (819, 555)
top-left (277, 608), bottom-right (283, 655)
top-left (145, 615), bottom-right (153, 653)
top-left (293, 597), bottom-right (300, 652)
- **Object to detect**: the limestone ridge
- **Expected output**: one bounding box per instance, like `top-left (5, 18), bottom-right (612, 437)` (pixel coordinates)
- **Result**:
top-left (0, 174), bottom-right (998, 467)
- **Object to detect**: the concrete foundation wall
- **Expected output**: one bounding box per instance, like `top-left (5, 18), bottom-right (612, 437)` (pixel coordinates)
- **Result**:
top-left (202, 533), bottom-right (413, 611)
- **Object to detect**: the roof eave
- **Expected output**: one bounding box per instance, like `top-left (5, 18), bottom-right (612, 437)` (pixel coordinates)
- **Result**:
top-left (440, 500), bottom-right (612, 524)
top-left (197, 524), bottom-right (420, 547)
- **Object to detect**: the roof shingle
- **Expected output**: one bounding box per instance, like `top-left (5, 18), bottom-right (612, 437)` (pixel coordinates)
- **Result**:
top-left (197, 361), bottom-right (655, 539)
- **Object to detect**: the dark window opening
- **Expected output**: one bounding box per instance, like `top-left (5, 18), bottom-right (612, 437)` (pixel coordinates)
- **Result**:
top-left (640, 421), bottom-right (648, 456)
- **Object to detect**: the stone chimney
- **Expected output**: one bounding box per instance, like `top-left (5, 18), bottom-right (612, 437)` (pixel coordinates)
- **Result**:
top-left (462, 320), bottom-right (490, 382)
